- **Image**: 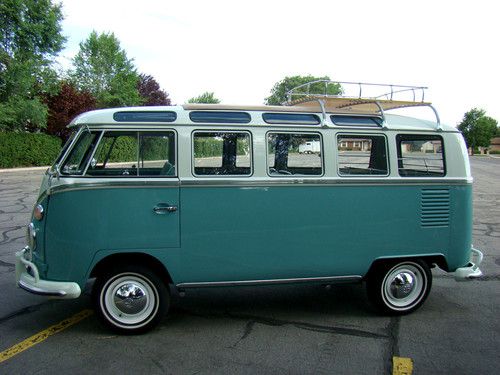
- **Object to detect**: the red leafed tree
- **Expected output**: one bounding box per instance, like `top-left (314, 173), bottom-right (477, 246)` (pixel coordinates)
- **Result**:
top-left (45, 81), bottom-right (96, 141)
top-left (138, 74), bottom-right (171, 106)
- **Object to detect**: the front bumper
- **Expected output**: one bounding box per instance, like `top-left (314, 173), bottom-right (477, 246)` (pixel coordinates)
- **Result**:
top-left (16, 246), bottom-right (81, 298)
top-left (454, 247), bottom-right (484, 281)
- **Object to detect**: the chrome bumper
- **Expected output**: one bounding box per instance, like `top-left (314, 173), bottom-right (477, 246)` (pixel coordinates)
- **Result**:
top-left (454, 247), bottom-right (484, 281)
top-left (16, 246), bottom-right (81, 298)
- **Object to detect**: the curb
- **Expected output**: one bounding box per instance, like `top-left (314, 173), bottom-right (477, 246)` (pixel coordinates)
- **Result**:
top-left (0, 166), bottom-right (49, 173)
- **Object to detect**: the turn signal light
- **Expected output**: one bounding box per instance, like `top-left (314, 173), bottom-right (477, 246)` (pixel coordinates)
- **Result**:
top-left (34, 204), bottom-right (44, 221)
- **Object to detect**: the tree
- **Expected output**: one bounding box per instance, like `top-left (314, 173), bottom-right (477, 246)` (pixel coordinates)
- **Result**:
top-left (137, 74), bottom-right (171, 106)
top-left (45, 81), bottom-right (96, 141)
top-left (458, 108), bottom-right (498, 154)
top-left (265, 75), bottom-right (342, 105)
top-left (0, 0), bottom-right (65, 131)
top-left (70, 31), bottom-right (141, 108)
top-left (187, 92), bottom-right (221, 104)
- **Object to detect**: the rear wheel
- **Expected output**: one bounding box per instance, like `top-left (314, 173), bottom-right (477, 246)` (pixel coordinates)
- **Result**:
top-left (93, 264), bottom-right (169, 334)
top-left (367, 260), bottom-right (432, 314)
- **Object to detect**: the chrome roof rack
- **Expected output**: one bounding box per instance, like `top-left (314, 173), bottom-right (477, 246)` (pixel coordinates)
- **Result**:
top-left (285, 80), bottom-right (441, 130)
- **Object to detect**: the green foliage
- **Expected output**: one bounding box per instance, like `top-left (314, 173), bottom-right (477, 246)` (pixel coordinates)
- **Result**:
top-left (0, 132), bottom-right (61, 168)
top-left (141, 136), bottom-right (169, 160)
top-left (96, 135), bottom-right (137, 163)
top-left (0, 97), bottom-right (48, 131)
top-left (0, 0), bottom-right (65, 60)
top-left (265, 75), bottom-right (342, 105)
top-left (0, 0), bottom-right (65, 131)
top-left (194, 138), bottom-right (223, 158)
top-left (70, 31), bottom-right (142, 108)
top-left (188, 92), bottom-right (221, 104)
top-left (458, 108), bottom-right (498, 153)
top-left (194, 137), bottom-right (248, 158)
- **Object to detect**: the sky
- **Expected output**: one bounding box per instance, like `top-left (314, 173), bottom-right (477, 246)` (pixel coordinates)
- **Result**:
top-left (57, 0), bottom-right (499, 127)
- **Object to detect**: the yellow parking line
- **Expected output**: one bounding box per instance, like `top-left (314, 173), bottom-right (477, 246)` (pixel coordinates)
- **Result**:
top-left (393, 356), bottom-right (413, 375)
top-left (0, 309), bottom-right (93, 364)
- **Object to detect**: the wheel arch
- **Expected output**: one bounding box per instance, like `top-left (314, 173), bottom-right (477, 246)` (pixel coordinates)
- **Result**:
top-left (89, 252), bottom-right (174, 285)
top-left (364, 254), bottom-right (449, 280)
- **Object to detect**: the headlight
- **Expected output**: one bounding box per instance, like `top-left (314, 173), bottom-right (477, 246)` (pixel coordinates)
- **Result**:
top-left (33, 204), bottom-right (44, 221)
top-left (26, 223), bottom-right (36, 250)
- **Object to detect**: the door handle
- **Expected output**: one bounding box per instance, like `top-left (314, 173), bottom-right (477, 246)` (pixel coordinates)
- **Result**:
top-left (153, 203), bottom-right (177, 214)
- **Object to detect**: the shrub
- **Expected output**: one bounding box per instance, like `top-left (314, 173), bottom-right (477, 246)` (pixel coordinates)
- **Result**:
top-left (489, 150), bottom-right (500, 155)
top-left (0, 132), bottom-right (61, 168)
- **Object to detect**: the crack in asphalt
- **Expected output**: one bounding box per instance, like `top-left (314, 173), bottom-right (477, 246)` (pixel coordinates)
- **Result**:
top-left (0, 301), bottom-right (52, 325)
top-left (177, 308), bottom-right (388, 346)
top-left (0, 225), bottom-right (24, 246)
top-left (385, 316), bottom-right (401, 375)
top-left (0, 259), bottom-right (15, 269)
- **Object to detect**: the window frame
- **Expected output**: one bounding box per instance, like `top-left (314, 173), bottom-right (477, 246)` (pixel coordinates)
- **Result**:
top-left (191, 130), bottom-right (253, 178)
top-left (76, 129), bottom-right (177, 178)
top-left (396, 134), bottom-right (446, 177)
top-left (60, 130), bottom-right (103, 176)
top-left (265, 131), bottom-right (325, 178)
top-left (336, 133), bottom-right (390, 177)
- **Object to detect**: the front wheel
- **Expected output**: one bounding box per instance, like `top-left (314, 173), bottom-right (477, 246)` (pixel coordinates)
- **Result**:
top-left (366, 260), bottom-right (432, 314)
top-left (93, 265), bottom-right (169, 334)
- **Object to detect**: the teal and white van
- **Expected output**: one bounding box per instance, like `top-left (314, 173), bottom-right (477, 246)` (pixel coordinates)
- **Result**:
top-left (16, 81), bottom-right (483, 333)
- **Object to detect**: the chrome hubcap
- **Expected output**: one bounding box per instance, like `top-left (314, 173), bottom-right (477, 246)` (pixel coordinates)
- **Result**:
top-left (102, 273), bottom-right (158, 327)
top-left (389, 272), bottom-right (416, 299)
top-left (113, 282), bottom-right (148, 314)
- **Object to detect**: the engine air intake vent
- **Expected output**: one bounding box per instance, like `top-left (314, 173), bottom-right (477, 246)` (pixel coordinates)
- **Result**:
top-left (421, 189), bottom-right (450, 228)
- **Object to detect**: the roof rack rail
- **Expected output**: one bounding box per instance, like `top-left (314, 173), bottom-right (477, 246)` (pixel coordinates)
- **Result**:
top-left (285, 80), bottom-right (441, 130)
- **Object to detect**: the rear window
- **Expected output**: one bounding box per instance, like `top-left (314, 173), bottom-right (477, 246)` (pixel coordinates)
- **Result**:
top-left (397, 134), bottom-right (445, 177)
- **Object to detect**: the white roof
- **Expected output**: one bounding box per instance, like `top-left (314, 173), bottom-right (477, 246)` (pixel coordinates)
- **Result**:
top-left (69, 104), bottom-right (457, 132)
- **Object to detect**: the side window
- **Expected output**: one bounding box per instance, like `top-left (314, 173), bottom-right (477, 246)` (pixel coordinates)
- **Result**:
top-left (87, 132), bottom-right (138, 176)
top-left (139, 132), bottom-right (176, 176)
top-left (267, 133), bottom-right (323, 176)
top-left (193, 131), bottom-right (251, 176)
top-left (86, 131), bottom-right (176, 177)
top-left (61, 131), bottom-right (101, 175)
top-left (337, 134), bottom-right (388, 176)
top-left (397, 135), bottom-right (445, 177)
